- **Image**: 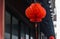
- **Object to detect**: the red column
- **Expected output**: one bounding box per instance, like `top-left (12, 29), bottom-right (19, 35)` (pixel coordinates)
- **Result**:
top-left (0, 0), bottom-right (4, 39)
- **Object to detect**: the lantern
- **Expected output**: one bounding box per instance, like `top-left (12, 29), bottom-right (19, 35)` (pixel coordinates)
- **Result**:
top-left (25, 3), bottom-right (46, 39)
top-left (25, 3), bottom-right (46, 22)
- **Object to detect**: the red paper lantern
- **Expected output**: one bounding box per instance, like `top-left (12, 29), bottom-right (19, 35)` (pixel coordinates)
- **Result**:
top-left (25, 3), bottom-right (46, 22)
top-left (49, 36), bottom-right (55, 39)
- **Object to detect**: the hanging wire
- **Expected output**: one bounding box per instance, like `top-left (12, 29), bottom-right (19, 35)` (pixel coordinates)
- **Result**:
top-left (35, 23), bottom-right (38, 39)
top-left (10, 14), bottom-right (12, 39)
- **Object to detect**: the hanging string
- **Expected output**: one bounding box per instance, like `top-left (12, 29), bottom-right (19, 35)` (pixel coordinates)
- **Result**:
top-left (35, 23), bottom-right (38, 39)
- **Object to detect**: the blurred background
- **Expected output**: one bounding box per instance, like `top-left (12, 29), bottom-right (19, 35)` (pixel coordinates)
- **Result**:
top-left (5, 0), bottom-right (57, 39)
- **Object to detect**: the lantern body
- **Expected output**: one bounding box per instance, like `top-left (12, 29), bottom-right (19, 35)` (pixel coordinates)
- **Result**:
top-left (25, 3), bottom-right (46, 22)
